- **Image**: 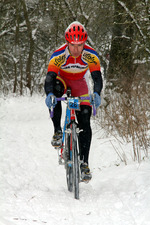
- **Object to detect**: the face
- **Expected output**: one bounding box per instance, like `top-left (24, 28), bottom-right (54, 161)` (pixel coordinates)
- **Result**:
top-left (68, 42), bottom-right (85, 58)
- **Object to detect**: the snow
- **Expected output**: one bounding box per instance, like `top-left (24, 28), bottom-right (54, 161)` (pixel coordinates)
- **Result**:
top-left (0, 95), bottom-right (150, 225)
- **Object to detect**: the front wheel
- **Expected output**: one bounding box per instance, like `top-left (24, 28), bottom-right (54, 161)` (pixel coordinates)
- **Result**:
top-left (72, 123), bottom-right (80, 199)
top-left (65, 131), bottom-right (73, 192)
top-left (66, 165), bottom-right (73, 192)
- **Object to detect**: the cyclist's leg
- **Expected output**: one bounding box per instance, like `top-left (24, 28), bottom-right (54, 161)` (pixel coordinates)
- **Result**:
top-left (76, 105), bottom-right (92, 164)
top-left (50, 101), bottom-right (62, 133)
top-left (51, 77), bottom-right (66, 133)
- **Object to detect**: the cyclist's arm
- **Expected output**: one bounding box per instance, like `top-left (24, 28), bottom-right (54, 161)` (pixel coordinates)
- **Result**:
top-left (91, 70), bottom-right (103, 95)
top-left (84, 47), bottom-right (103, 95)
top-left (45, 48), bottom-right (66, 95)
top-left (45, 53), bottom-right (60, 95)
top-left (44, 71), bottom-right (57, 95)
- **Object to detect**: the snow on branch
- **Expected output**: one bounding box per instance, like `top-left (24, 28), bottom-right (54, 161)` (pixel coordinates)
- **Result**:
top-left (63, 0), bottom-right (76, 20)
top-left (118, 0), bottom-right (150, 54)
top-left (0, 21), bottom-right (26, 38)
top-left (117, 1), bottom-right (146, 40)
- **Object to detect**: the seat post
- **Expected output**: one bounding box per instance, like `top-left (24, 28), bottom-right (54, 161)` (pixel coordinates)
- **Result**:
top-left (67, 87), bottom-right (71, 97)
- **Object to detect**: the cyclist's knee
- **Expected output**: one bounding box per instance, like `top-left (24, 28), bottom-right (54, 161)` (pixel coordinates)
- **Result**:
top-left (53, 79), bottom-right (65, 97)
top-left (77, 105), bottom-right (91, 127)
top-left (80, 105), bottom-right (91, 121)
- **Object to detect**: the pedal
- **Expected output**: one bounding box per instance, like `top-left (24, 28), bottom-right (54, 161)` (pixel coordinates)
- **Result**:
top-left (54, 146), bottom-right (61, 150)
top-left (81, 172), bottom-right (92, 182)
top-left (51, 139), bottom-right (62, 148)
top-left (81, 179), bottom-right (90, 184)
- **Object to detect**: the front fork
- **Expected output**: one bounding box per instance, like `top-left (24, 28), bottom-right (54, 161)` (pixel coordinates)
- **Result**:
top-left (65, 122), bottom-right (83, 166)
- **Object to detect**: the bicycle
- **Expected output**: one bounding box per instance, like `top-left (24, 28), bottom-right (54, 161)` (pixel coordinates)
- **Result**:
top-left (50, 88), bottom-right (96, 200)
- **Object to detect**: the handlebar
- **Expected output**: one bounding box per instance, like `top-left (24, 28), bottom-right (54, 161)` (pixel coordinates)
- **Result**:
top-left (50, 95), bottom-right (96, 118)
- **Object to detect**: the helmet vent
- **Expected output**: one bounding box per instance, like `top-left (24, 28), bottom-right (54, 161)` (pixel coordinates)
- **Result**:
top-left (65, 22), bottom-right (87, 44)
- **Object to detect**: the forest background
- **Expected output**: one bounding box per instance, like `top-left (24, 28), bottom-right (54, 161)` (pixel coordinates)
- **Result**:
top-left (0, 0), bottom-right (149, 162)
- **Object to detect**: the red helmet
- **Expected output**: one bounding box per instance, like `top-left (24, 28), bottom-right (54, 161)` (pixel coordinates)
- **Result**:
top-left (65, 21), bottom-right (88, 44)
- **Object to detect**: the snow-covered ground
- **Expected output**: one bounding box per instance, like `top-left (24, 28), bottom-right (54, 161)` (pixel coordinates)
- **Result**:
top-left (0, 95), bottom-right (150, 225)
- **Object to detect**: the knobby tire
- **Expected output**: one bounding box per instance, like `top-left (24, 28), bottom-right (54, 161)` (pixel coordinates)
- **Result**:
top-left (65, 131), bottom-right (73, 192)
top-left (72, 123), bottom-right (79, 200)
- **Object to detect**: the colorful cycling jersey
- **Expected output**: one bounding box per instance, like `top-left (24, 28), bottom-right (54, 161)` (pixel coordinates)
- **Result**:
top-left (47, 43), bottom-right (101, 80)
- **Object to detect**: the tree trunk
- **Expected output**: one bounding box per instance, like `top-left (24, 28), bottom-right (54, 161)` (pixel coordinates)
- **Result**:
top-left (13, 0), bottom-right (20, 93)
top-left (21, 0), bottom-right (34, 93)
top-left (107, 0), bottom-right (135, 94)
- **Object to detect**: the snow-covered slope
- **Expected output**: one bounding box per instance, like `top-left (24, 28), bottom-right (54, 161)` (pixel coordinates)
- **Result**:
top-left (0, 95), bottom-right (150, 225)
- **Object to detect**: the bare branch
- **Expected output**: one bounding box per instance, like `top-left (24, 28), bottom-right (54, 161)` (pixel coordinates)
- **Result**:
top-left (117, 1), bottom-right (148, 45)
top-left (63, 0), bottom-right (76, 21)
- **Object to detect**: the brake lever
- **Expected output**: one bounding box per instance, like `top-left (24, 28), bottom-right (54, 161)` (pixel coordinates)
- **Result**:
top-left (92, 93), bottom-right (96, 116)
top-left (50, 95), bottom-right (55, 118)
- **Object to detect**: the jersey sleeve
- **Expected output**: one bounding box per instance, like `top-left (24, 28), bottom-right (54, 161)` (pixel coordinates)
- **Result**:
top-left (82, 46), bottom-right (101, 73)
top-left (47, 56), bottom-right (59, 74)
top-left (47, 47), bottom-right (66, 74)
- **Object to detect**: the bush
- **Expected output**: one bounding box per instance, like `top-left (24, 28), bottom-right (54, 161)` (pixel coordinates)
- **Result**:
top-left (97, 73), bottom-right (150, 162)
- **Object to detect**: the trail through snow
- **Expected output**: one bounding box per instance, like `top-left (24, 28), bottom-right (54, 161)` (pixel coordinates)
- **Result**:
top-left (0, 95), bottom-right (150, 225)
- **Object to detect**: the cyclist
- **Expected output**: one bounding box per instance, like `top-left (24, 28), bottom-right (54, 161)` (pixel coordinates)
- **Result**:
top-left (44, 21), bottom-right (103, 180)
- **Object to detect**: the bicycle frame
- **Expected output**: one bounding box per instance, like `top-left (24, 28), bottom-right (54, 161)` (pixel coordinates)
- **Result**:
top-left (50, 94), bottom-right (96, 199)
top-left (54, 96), bottom-right (93, 160)
top-left (60, 102), bottom-right (72, 161)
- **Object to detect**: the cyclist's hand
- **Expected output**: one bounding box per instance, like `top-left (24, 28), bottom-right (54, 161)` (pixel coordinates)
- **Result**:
top-left (90, 92), bottom-right (101, 109)
top-left (45, 93), bottom-right (57, 109)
